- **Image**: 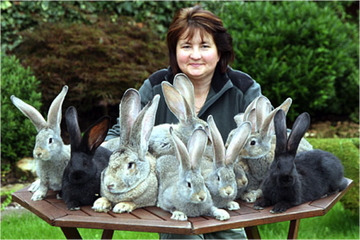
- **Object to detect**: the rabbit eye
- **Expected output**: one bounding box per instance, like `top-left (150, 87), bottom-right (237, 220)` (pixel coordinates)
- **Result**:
top-left (187, 182), bottom-right (192, 188)
top-left (128, 162), bottom-right (135, 169)
top-left (49, 138), bottom-right (53, 144)
top-left (250, 140), bottom-right (256, 146)
top-left (217, 175), bottom-right (221, 181)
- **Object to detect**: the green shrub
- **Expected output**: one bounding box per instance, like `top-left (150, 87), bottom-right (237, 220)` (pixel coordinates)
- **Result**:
top-left (218, 1), bottom-right (359, 121)
top-left (307, 138), bottom-right (359, 213)
top-left (12, 16), bottom-right (168, 126)
top-left (1, 53), bottom-right (42, 168)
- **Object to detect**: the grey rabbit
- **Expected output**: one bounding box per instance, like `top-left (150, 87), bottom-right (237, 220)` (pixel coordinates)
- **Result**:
top-left (60, 106), bottom-right (111, 210)
top-left (11, 86), bottom-right (70, 201)
top-left (254, 109), bottom-right (348, 213)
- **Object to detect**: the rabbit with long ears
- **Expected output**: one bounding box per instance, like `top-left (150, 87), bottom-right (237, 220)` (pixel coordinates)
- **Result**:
top-left (92, 89), bottom-right (160, 213)
top-left (254, 110), bottom-right (348, 213)
top-left (201, 115), bottom-right (251, 210)
top-left (156, 127), bottom-right (230, 221)
top-left (10, 86), bottom-right (70, 201)
top-left (227, 96), bottom-right (295, 203)
top-left (148, 73), bottom-right (208, 158)
top-left (60, 106), bottom-right (111, 210)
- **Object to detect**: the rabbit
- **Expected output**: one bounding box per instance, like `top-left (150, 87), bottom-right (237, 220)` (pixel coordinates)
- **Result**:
top-left (226, 96), bottom-right (293, 203)
top-left (103, 73), bottom-right (207, 154)
top-left (10, 85), bottom-right (70, 201)
top-left (60, 106), bottom-right (112, 210)
top-left (148, 73), bottom-right (208, 158)
top-left (201, 115), bottom-right (251, 210)
top-left (92, 89), bottom-right (160, 213)
top-left (254, 110), bottom-right (348, 213)
top-left (156, 127), bottom-right (230, 221)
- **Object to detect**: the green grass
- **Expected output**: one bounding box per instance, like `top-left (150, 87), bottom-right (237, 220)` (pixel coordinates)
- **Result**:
top-left (1, 202), bottom-right (358, 239)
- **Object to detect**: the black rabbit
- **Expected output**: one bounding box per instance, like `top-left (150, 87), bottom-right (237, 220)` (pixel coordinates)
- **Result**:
top-left (254, 109), bottom-right (348, 214)
top-left (60, 106), bottom-right (112, 210)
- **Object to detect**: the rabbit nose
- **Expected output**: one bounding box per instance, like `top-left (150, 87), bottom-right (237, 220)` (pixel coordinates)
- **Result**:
top-left (224, 186), bottom-right (234, 196)
top-left (107, 184), bottom-right (115, 190)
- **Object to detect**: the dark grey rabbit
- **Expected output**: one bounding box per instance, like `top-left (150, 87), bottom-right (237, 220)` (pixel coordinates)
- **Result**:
top-left (254, 110), bottom-right (348, 214)
top-left (60, 106), bottom-right (112, 210)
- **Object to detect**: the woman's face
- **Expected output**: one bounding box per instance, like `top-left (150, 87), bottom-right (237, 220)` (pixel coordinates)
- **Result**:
top-left (176, 30), bottom-right (220, 81)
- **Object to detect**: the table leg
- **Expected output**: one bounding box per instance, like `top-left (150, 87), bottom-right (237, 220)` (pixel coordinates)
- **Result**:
top-left (61, 227), bottom-right (82, 239)
top-left (287, 219), bottom-right (300, 239)
top-left (245, 226), bottom-right (261, 239)
top-left (101, 229), bottom-right (114, 239)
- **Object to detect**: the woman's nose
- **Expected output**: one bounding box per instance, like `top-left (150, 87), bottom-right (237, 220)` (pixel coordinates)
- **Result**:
top-left (190, 48), bottom-right (201, 59)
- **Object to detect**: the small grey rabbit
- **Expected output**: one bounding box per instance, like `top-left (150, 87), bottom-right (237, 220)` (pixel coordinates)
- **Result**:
top-left (156, 127), bottom-right (230, 221)
top-left (60, 106), bottom-right (111, 210)
top-left (202, 115), bottom-right (251, 210)
top-left (11, 86), bottom-right (70, 201)
top-left (92, 89), bottom-right (160, 213)
top-left (254, 110), bottom-right (348, 213)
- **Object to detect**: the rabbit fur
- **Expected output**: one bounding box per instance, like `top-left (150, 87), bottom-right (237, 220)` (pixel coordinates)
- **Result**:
top-left (156, 127), bottom-right (230, 221)
top-left (60, 106), bottom-right (111, 210)
top-left (227, 96), bottom-right (294, 202)
top-left (148, 73), bottom-right (208, 158)
top-left (254, 110), bottom-right (348, 213)
top-left (201, 115), bottom-right (251, 210)
top-left (11, 86), bottom-right (70, 201)
top-left (92, 89), bottom-right (160, 213)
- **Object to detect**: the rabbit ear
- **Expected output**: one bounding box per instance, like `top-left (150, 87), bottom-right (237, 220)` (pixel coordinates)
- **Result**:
top-left (120, 88), bottom-right (141, 145)
top-left (246, 108), bottom-right (257, 133)
top-left (187, 128), bottom-right (207, 171)
top-left (233, 113), bottom-right (244, 126)
top-left (47, 85), bottom-right (68, 135)
top-left (170, 127), bottom-right (191, 174)
top-left (173, 73), bottom-right (195, 114)
top-left (81, 116), bottom-right (111, 154)
top-left (256, 96), bottom-right (271, 129)
top-left (267, 98), bottom-right (292, 135)
top-left (130, 94), bottom-right (160, 159)
top-left (225, 121), bottom-right (252, 165)
top-left (207, 115), bottom-right (225, 168)
top-left (287, 112), bottom-right (310, 155)
top-left (10, 95), bottom-right (46, 132)
top-left (65, 106), bottom-right (82, 151)
top-left (243, 96), bottom-right (260, 121)
top-left (274, 109), bottom-right (288, 156)
top-left (162, 82), bottom-right (192, 123)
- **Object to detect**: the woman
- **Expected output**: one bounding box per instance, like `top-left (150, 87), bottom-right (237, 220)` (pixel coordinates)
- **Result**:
top-left (106, 5), bottom-right (261, 239)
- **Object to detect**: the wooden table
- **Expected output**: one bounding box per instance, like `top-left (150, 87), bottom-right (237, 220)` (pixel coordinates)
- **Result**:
top-left (12, 178), bottom-right (353, 240)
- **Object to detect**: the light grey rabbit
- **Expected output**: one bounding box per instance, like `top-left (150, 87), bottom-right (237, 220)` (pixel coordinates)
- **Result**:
top-left (156, 127), bottom-right (230, 221)
top-left (201, 115), bottom-right (251, 210)
top-left (92, 89), bottom-right (160, 213)
top-left (148, 73), bottom-right (208, 158)
top-left (227, 96), bottom-right (293, 202)
top-left (11, 86), bottom-right (70, 201)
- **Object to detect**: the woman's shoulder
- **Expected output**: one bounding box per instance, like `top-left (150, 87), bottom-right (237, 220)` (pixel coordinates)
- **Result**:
top-left (148, 67), bottom-right (173, 86)
top-left (226, 67), bottom-right (256, 93)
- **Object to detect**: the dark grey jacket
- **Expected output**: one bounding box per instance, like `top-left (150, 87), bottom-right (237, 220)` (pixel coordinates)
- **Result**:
top-left (106, 66), bottom-right (261, 142)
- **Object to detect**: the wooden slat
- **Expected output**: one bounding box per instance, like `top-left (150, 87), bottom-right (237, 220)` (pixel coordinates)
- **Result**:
top-left (288, 219), bottom-right (300, 239)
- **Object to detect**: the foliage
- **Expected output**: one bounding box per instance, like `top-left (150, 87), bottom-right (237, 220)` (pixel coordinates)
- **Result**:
top-left (12, 16), bottom-right (168, 125)
top-left (307, 138), bottom-right (359, 213)
top-left (1, 1), bottom-right (202, 53)
top-left (218, 1), bottom-right (359, 121)
top-left (1, 53), bottom-right (42, 167)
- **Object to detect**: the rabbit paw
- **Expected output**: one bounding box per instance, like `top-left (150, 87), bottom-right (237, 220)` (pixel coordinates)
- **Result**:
top-left (270, 203), bottom-right (288, 214)
top-left (113, 202), bottom-right (136, 213)
top-left (92, 197), bottom-right (112, 212)
top-left (213, 208), bottom-right (230, 221)
top-left (227, 201), bottom-right (240, 210)
top-left (31, 189), bottom-right (47, 201)
top-left (28, 179), bottom-right (40, 193)
top-left (56, 193), bottom-right (62, 200)
top-left (242, 189), bottom-right (262, 203)
top-left (171, 211), bottom-right (188, 221)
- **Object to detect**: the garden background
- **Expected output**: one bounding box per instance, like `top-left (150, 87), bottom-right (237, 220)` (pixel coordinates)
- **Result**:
top-left (1, 1), bottom-right (359, 239)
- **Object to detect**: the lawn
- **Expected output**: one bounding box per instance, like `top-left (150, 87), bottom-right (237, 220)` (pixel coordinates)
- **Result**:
top-left (1, 202), bottom-right (358, 239)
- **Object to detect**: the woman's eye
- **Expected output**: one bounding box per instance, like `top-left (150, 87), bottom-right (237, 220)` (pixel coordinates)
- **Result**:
top-left (201, 44), bottom-right (210, 48)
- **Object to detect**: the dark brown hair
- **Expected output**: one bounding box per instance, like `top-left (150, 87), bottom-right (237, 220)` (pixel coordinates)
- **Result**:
top-left (167, 5), bottom-right (234, 75)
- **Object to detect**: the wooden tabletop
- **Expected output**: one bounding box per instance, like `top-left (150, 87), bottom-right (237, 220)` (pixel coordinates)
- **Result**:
top-left (12, 178), bottom-right (353, 236)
